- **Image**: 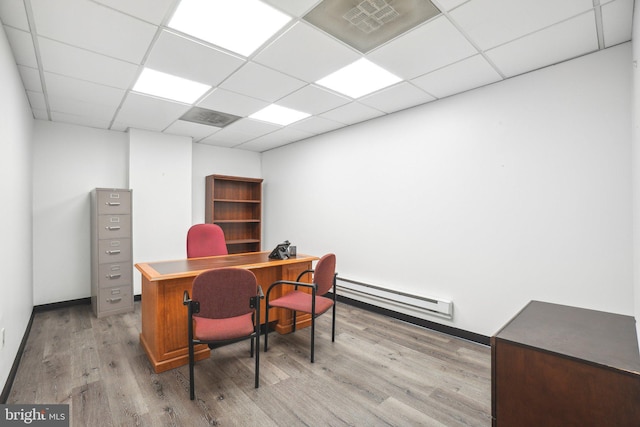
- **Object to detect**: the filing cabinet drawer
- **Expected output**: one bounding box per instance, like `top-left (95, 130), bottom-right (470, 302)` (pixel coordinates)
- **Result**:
top-left (98, 238), bottom-right (131, 263)
top-left (97, 190), bottom-right (131, 215)
top-left (97, 285), bottom-right (132, 314)
top-left (98, 215), bottom-right (131, 239)
top-left (98, 262), bottom-right (132, 288)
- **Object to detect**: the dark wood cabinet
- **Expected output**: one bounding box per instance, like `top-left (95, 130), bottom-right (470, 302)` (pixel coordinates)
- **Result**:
top-left (491, 300), bottom-right (640, 426)
top-left (205, 174), bottom-right (263, 254)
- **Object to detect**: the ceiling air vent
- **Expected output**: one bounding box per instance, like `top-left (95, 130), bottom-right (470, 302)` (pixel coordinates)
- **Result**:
top-left (304, 0), bottom-right (441, 53)
top-left (180, 107), bottom-right (241, 128)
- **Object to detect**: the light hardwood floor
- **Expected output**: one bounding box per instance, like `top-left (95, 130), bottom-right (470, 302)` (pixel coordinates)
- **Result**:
top-left (8, 302), bottom-right (491, 426)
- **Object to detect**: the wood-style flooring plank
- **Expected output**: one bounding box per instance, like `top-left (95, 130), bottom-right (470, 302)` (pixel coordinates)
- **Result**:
top-left (8, 301), bottom-right (491, 426)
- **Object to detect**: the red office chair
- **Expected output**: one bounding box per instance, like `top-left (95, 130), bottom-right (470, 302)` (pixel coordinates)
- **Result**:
top-left (183, 268), bottom-right (263, 400)
top-left (264, 253), bottom-right (337, 362)
top-left (187, 224), bottom-right (228, 258)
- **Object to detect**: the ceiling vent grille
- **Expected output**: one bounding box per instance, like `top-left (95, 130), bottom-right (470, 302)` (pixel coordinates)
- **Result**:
top-left (180, 107), bottom-right (241, 128)
top-left (304, 0), bottom-right (441, 53)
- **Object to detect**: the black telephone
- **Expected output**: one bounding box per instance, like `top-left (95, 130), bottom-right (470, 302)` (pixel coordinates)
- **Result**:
top-left (268, 240), bottom-right (290, 260)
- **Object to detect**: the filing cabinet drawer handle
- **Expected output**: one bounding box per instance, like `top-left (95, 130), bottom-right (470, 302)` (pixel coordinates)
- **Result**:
top-left (106, 250), bottom-right (121, 255)
top-left (106, 202), bottom-right (121, 206)
top-left (106, 226), bottom-right (121, 230)
top-left (106, 274), bottom-right (121, 279)
top-left (106, 297), bottom-right (122, 303)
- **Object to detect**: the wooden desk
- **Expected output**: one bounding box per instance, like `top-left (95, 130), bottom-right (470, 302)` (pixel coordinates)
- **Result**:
top-left (136, 252), bottom-right (318, 373)
top-left (491, 300), bottom-right (640, 426)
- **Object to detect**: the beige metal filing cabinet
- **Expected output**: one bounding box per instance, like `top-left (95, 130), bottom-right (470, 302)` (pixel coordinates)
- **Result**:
top-left (90, 188), bottom-right (134, 318)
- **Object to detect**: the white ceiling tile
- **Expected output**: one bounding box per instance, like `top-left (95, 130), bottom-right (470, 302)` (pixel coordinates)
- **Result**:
top-left (449, 0), bottom-right (594, 50)
top-left (277, 84), bottom-right (350, 115)
top-left (254, 21), bottom-right (360, 82)
top-left (486, 12), bottom-right (599, 78)
top-left (236, 127), bottom-right (314, 152)
top-left (0, 0), bottom-right (29, 30)
top-left (262, 0), bottom-right (320, 17)
top-left (93, 0), bottom-right (178, 25)
top-left (38, 37), bottom-right (139, 89)
top-left (432, 0), bottom-right (468, 12)
top-left (146, 31), bottom-right (245, 87)
top-left (31, 0), bottom-right (157, 64)
top-left (226, 118), bottom-right (282, 138)
top-left (359, 82), bottom-right (436, 113)
top-left (32, 109), bottom-right (48, 120)
top-left (601, 0), bottom-right (634, 48)
top-left (320, 102), bottom-right (385, 125)
top-left (18, 65), bottom-right (42, 92)
top-left (199, 127), bottom-right (258, 148)
top-left (164, 120), bottom-right (220, 141)
top-left (4, 27), bottom-right (37, 68)
top-left (290, 115), bottom-right (346, 134)
top-left (114, 92), bottom-right (190, 132)
top-left (48, 95), bottom-right (117, 121)
top-left (220, 62), bottom-right (307, 102)
top-left (368, 16), bottom-right (477, 80)
top-left (50, 110), bottom-right (112, 129)
top-left (411, 55), bottom-right (502, 99)
top-left (44, 72), bottom-right (125, 107)
top-left (198, 88), bottom-right (269, 117)
top-left (27, 90), bottom-right (46, 110)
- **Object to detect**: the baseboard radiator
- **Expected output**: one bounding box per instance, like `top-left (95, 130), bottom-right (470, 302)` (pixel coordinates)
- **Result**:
top-left (336, 277), bottom-right (453, 320)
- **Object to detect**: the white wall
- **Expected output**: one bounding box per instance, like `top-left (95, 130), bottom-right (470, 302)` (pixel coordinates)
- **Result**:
top-left (129, 129), bottom-right (192, 294)
top-left (191, 143), bottom-right (261, 224)
top-left (32, 121), bottom-right (128, 304)
top-left (632, 3), bottom-right (640, 347)
top-left (0, 25), bottom-right (34, 393)
top-left (262, 43), bottom-right (634, 337)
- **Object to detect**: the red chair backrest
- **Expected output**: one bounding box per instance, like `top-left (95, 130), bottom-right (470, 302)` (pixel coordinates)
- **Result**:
top-left (314, 253), bottom-right (336, 295)
top-left (187, 224), bottom-right (228, 258)
top-left (192, 268), bottom-right (258, 319)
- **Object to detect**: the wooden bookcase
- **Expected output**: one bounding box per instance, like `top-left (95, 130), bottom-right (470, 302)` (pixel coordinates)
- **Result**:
top-left (205, 174), bottom-right (263, 254)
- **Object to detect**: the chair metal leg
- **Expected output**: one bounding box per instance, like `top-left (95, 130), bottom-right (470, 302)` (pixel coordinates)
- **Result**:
top-left (264, 304), bottom-right (269, 352)
top-left (331, 302), bottom-right (336, 342)
top-left (188, 342), bottom-right (195, 400)
top-left (255, 330), bottom-right (260, 388)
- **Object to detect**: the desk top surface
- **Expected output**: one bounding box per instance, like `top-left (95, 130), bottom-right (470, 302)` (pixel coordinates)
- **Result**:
top-left (135, 251), bottom-right (318, 281)
top-left (494, 300), bottom-right (640, 374)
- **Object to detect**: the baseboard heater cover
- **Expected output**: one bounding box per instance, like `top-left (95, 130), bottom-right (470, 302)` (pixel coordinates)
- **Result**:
top-left (336, 277), bottom-right (453, 320)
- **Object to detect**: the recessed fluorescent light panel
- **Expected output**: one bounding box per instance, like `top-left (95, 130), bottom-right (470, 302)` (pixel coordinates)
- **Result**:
top-left (168, 0), bottom-right (292, 57)
top-left (250, 105), bottom-right (310, 126)
top-left (316, 58), bottom-right (401, 98)
top-left (133, 68), bottom-right (211, 103)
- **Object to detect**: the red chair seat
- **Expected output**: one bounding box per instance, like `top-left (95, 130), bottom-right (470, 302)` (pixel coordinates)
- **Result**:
top-left (194, 312), bottom-right (254, 341)
top-left (269, 290), bottom-right (334, 315)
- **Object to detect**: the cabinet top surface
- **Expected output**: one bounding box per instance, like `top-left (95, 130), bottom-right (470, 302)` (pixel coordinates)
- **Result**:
top-left (495, 300), bottom-right (640, 374)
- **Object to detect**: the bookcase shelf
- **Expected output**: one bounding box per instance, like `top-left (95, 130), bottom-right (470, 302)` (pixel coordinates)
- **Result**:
top-left (205, 175), bottom-right (263, 254)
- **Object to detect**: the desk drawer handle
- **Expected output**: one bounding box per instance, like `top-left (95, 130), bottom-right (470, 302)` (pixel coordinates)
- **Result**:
top-left (106, 297), bottom-right (122, 303)
top-left (106, 274), bottom-right (121, 279)
top-left (106, 202), bottom-right (121, 206)
top-left (106, 250), bottom-right (121, 255)
top-left (106, 226), bottom-right (121, 231)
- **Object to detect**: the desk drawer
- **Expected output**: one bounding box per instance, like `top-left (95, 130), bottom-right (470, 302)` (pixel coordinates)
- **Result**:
top-left (97, 215), bottom-right (131, 239)
top-left (98, 239), bottom-right (131, 263)
top-left (98, 262), bottom-right (132, 288)
top-left (97, 285), bottom-right (132, 313)
top-left (97, 190), bottom-right (131, 215)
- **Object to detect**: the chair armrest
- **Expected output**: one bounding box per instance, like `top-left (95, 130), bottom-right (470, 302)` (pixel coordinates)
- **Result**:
top-left (257, 285), bottom-right (265, 299)
top-left (183, 290), bottom-right (191, 306)
top-left (265, 280), bottom-right (316, 301)
top-left (295, 269), bottom-right (314, 282)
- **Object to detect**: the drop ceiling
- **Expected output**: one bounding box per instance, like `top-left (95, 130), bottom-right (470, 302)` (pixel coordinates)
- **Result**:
top-left (0, 0), bottom-right (634, 152)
